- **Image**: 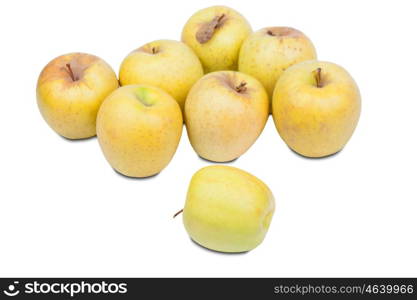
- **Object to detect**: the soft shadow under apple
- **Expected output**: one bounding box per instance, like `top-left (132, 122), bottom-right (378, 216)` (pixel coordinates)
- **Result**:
top-left (197, 155), bottom-right (239, 164)
top-left (113, 168), bottom-right (160, 181)
top-left (289, 147), bottom-right (342, 160)
top-left (59, 134), bottom-right (96, 143)
top-left (190, 238), bottom-right (249, 256)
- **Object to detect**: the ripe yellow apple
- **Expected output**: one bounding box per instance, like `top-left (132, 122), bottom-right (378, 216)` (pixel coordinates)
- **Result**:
top-left (36, 53), bottom-right (118, 139)
top-left (182, 165), bottom-right (275, 253)
top-left (119, 40), bottom-right (203, 111)
top-left (272, 60), bottom-right (361, 157)
top-left (185, 71), bottom-right (269, 162)
top-left (96, 85), bottom-right (183, 177)
top-left (239, 27), bottom-right (317, 106)
top-left (181, 6), bottom-right (252, 73)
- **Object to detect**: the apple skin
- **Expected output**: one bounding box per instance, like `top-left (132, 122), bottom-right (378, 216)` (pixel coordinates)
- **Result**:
top-left (272, 60), bottom-right (361, 157)
top-left (185, 71), bottom-right (269, 162)
top-left (238, 27), bottom-right (316, 106)
top-left (183, 165), bottom-right (275, 253)
top-left (119, 40), bottom-right (203, 111)
top-left (37, 53), bottom-right (119, 139)
top-left (96, 85), bottom-right (183, 178)
top-left (181, 6), bottom-right (252, 73)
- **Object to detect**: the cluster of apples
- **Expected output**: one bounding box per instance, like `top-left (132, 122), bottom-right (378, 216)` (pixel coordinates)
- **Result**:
top-left (36, 6), bottom-right (361, 253)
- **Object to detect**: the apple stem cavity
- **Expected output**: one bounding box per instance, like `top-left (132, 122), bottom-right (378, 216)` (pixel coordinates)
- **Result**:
top-left (267, 30), bottom-right (275, 36)
top-left (173, 209), bottom-right (183, 218)
top-left (196, 13), bottom-right (226, 44)
top-left (65, 63), bottom-right (77, 81)
top-left (314, 67), bottom-right (323, 88)
top-left (235, 81), bottom-right (247, 93)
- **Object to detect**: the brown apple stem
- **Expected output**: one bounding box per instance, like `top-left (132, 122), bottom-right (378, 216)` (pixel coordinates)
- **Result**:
top-left (65, 63), bottom-right (76, 81)
top-left (314, 67), bottom-right (323, 88)
top-left (216, 14), bottom-right (226, 27)
top-left (235, 81), bottom-right (247, 93)
top-left (267, 30), bottom-right (275, 36)
top-left (151, 47), bottom-right (157, 54)
top-left (173, 209), bottom-right (183, 219)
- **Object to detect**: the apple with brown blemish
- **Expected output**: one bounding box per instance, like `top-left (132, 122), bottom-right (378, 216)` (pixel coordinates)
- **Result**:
top-left (119, 40), bottom-right (203, 112)
top-left (239, 27), bottom-right (317, 109)
top-left (36, 53), bottom-right (119, 139)
top-left (185, 71), bottom-right (269, 162)
top-left (181, 6), bottom-right (252, 73)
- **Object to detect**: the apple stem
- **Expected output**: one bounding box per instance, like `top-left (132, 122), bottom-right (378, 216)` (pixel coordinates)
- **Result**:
top-left (173, 209), bottom-right (183, 218)
top-left (215, 14), bottom-right (226, 29)
top-left (267, 30), bottom-right (275, 36)
top-left (235, 81), bottom-right (247, 93)
top-left (65, 63), bottom-right (76, 81)
top-left (314, 67), bottom-right (323, 88)
top-left (151, 47), bottom-right (157, 54)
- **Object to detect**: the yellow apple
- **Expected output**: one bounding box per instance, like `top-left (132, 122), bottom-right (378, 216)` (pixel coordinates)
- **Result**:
top-left (181, 165), bottom-right (275, 253)
top-left (181, 6), bottom-right (252, 73)
top-left (239, 27), bottom-right (317, 106)
top-left (185, 71), bottom-right (269, 162)
top-left (272, 60), bottom-right (361, 157)
top-left (96, 85), bottom-right (183, 177)
top-left (36, 53), bottom-right (118, 139)
top-left (119, 40), bottom-right (203, 111)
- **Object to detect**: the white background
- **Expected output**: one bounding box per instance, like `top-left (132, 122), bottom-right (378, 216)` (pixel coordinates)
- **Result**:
top-left (1, 0), bottom-right (416, 277)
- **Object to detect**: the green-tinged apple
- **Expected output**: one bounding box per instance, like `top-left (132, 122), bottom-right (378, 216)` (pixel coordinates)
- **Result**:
top-left (179, 165), bottom-right (275, 253)
top-left (185, 71), bottom-right (269, 162)
top-left (119, 40), bottom-right (203, 111)
top-left (181, 6), bottom-right (252, 73)
top-left (239, 27), bottom-right (316, 107)
top-left (272, 60), bottom-right (361, 157)
top-left (36, 53), bottom-right (119, 139)
top-left (96, 85), bottom-right (183, 178)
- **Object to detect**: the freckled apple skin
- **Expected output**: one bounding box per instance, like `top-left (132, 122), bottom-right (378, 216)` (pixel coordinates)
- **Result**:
top-left (183, 165), bottom-right (275, 253)
top-left (239, 27), bottom-right (316, 108)
top-left (272, 61), bottom-right (361, 157)
top-left (36, 53), bottom-right (119, 139)
top-left (119, 40), bottom-right (203, 111)
top-left (185, 71), bottom-right (269, 162)
top-left (96, 85), bottom-right (183, 178)
top-left (181, 6), bottom-right (252, 73)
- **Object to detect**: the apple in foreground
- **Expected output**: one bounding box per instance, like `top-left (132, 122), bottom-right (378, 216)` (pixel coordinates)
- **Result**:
top-left (238, 27), bottom-right (316, 105)
top-left (272, 60), bottom-right (361, 157)
top-left (179, 165), bottom-right (275, 253)
top-left (96, 85), bottom-right (183, 178)
top-left (119, 40), bottom-right (203, 111)
top-left (181, 5), bottom-right (252, 73)
top-left (185, 71), bottom-right (269, 162)
top-left (37, 53), bottom-right (118, 139)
